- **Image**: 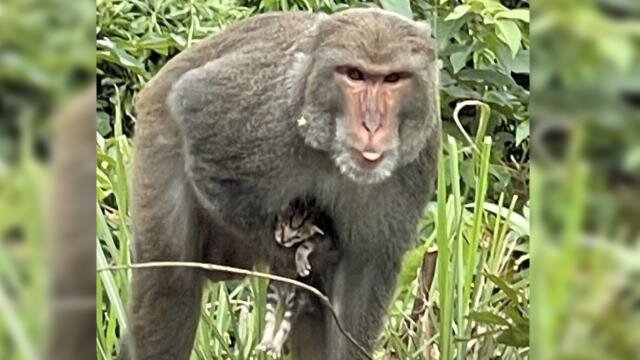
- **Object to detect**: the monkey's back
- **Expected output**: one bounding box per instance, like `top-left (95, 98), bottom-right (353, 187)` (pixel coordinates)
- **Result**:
top-left (134, 11), bottom-right (319, 174)
top-left (132, 12), bottom-right (322, 242)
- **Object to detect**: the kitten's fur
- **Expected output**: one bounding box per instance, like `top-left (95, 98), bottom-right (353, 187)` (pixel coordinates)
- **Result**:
top-left (257, 198), bottom-right (338, 357)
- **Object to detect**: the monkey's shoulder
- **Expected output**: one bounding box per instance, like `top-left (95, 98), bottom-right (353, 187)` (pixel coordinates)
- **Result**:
top-left (137, 11), bottom-right (320, 126)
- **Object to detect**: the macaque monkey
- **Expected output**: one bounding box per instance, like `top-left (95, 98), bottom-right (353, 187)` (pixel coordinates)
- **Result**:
top-left (126, 8), bottom-right (439, 360)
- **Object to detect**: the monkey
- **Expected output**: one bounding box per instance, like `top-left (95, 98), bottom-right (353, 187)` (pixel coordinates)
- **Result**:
top-left (125, 7), bottom-right (439, 360)
top-left (258, 197), bottom-right (339, 358)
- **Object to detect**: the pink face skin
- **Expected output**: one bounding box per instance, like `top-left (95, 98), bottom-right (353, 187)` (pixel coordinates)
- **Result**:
top-left (334, 65), bottom-right (412, 173)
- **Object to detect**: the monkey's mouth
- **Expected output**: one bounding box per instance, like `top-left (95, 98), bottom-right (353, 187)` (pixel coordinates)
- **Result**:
top-left (350, 148), bottom-right (385, 169)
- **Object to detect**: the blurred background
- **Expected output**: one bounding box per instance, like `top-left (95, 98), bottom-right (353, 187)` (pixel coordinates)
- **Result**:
top-left (532, 0), bottom-right (640, 358)
top-left (0, 0), bottom-right (636, 359)
top-left (0, 0), bottom-right (95, 359)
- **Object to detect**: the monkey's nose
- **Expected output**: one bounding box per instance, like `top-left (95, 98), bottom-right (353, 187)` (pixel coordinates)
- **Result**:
top-left (361, 120), bottom-right (382, 134)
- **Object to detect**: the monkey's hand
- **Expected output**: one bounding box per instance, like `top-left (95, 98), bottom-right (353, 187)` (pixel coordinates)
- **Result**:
top-left (295, 241), bottom-right (314, 277)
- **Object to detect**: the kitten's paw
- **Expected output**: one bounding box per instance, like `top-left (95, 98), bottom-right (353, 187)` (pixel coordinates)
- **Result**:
top-left (267, 342), bottom-right (284, 358)
top-left (257, 341), bottom-right (282, 358)
top-left (266, 348), bottom-right (282, 358)
top-left (257, 338), bottom-right (275, 352)
top-left (256, 341), bottom-right (270, 352)
top-left (296, 260), bottom-right (312, 277)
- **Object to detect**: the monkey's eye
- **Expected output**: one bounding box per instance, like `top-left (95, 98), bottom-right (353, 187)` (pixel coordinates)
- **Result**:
top-left (346, 68), bottom-right (364, 81)
top-left (384, 73), bottom-right (401, 83)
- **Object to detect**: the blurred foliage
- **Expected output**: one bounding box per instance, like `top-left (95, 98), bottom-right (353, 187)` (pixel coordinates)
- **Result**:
top-left (533, 0), bottom-right (640, 359)
top-left (534, 0), bottom-right (640, 232)
top-left (0, 0), bottom-right (95, 164)
top-left (0, 1), bottom-right (94, 359)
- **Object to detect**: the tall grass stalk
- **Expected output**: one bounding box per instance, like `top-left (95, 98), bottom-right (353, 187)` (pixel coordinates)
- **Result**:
top-left (436, 142), bottom-right (454, 360)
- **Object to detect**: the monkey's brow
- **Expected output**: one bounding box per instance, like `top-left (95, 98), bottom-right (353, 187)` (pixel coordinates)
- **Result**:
top-left (348, 63), bottom-right (412, 77)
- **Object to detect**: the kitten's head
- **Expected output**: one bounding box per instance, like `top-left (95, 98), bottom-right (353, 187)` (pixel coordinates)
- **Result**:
top-left (275, 207), bottom-right (324, 247)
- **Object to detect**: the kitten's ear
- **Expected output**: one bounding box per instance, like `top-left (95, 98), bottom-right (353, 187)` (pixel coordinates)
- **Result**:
top-left (311, 225), bottom-right (324, 236)
top-left (291, 214), bottom-right (305, 228)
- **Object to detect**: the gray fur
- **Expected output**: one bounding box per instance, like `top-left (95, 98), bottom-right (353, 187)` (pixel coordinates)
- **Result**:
top-left (124, 8), bottom-right (439, 360)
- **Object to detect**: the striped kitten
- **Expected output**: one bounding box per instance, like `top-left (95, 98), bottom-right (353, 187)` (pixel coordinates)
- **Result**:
top-left (257, 198), bottom-right (337, 358)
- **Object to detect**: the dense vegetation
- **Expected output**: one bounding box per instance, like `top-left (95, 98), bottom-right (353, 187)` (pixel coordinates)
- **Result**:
top-left (95, 1), bottom-right (530, 359)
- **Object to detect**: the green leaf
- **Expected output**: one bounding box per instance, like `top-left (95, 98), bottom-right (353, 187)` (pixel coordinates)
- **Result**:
top-left (396, 242), bottom-right (428, 291)
top-left (495, 20), bottom-right (522, 57)
top-left (169, 33), bottom-right (187, 49)
top-left (97, 38), bottom-right (147, 75)
top-left (515, 120), bottom-right (530, 146)
top-left (457, 69), bottom-right (515, 87)
top-left (380, 0), bottom-right (413, 19)
top-left (479, 202), bottom-right (529, 237)
top-left (483, 90), bottom-right (517, 109)
top-left (496, 9), bottom-right (530, 23)
top-left (97, 111), bottom-right (112, 137)
top-left (485, 273), bottom-right (521, 303)
top-left (460, 160), bottom-right (476, 190)
top-left (444, 5), bottom-right (471, 21)
top-left (504, 305), bottom-right (529, 328)
top-left (467, 311), bottom-right (510, 327)
top-left (495, 42), bottom-right (511, 62)
top-left (97, 244), bottom-right (129, 332)
top-left (450, 51), bottom-right (469, 74)
top-left (497, 327), bottom-right (529, 347)
top-left (449, 42), bottom-right (478, 74)
top-left (624, 147), bottom-right (640, 171)
top-left (489, 164), bottom-right (512, 193)
top-left (442, 85), bottom-right (481, 100)
top-left (512, 49), bottom-right (530, 74)
top-left (436, 16), bottom-right (468, 51)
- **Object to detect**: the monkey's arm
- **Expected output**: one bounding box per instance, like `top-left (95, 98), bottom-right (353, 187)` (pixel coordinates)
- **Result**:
top-left (325, 146), bottom-right (438, 359)
top-left (167, 51), bottom-right (301, 231)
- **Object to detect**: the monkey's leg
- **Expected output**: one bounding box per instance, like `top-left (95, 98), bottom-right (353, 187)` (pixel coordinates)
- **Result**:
top-left (125, 266), bottom-right (203, 360)
top-left (326, 253), bottom-right (400, 360)
top-left (257, 283), bottom-right (281, 351)
top-left (295, 241), bottom-right (315, 277)
top-left (288, 294), bottom-right (327, 360)
top-left (124, 195), bottom-right (205, 359)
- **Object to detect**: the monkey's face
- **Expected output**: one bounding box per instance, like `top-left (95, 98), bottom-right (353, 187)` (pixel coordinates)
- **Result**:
top-left (331, 64), bottom-right (413, 184)
top-left (301, 10), bottom-right (438, 185)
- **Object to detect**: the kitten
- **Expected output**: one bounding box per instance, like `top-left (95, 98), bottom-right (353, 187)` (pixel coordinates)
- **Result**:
top-left (257, 198), bottom-right (338, 358)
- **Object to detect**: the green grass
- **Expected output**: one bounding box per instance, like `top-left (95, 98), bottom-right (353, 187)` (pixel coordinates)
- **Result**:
top-left (95, 95), bottom-right (530, 359)
top-left (0, 120), bottom-right (48, 360)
